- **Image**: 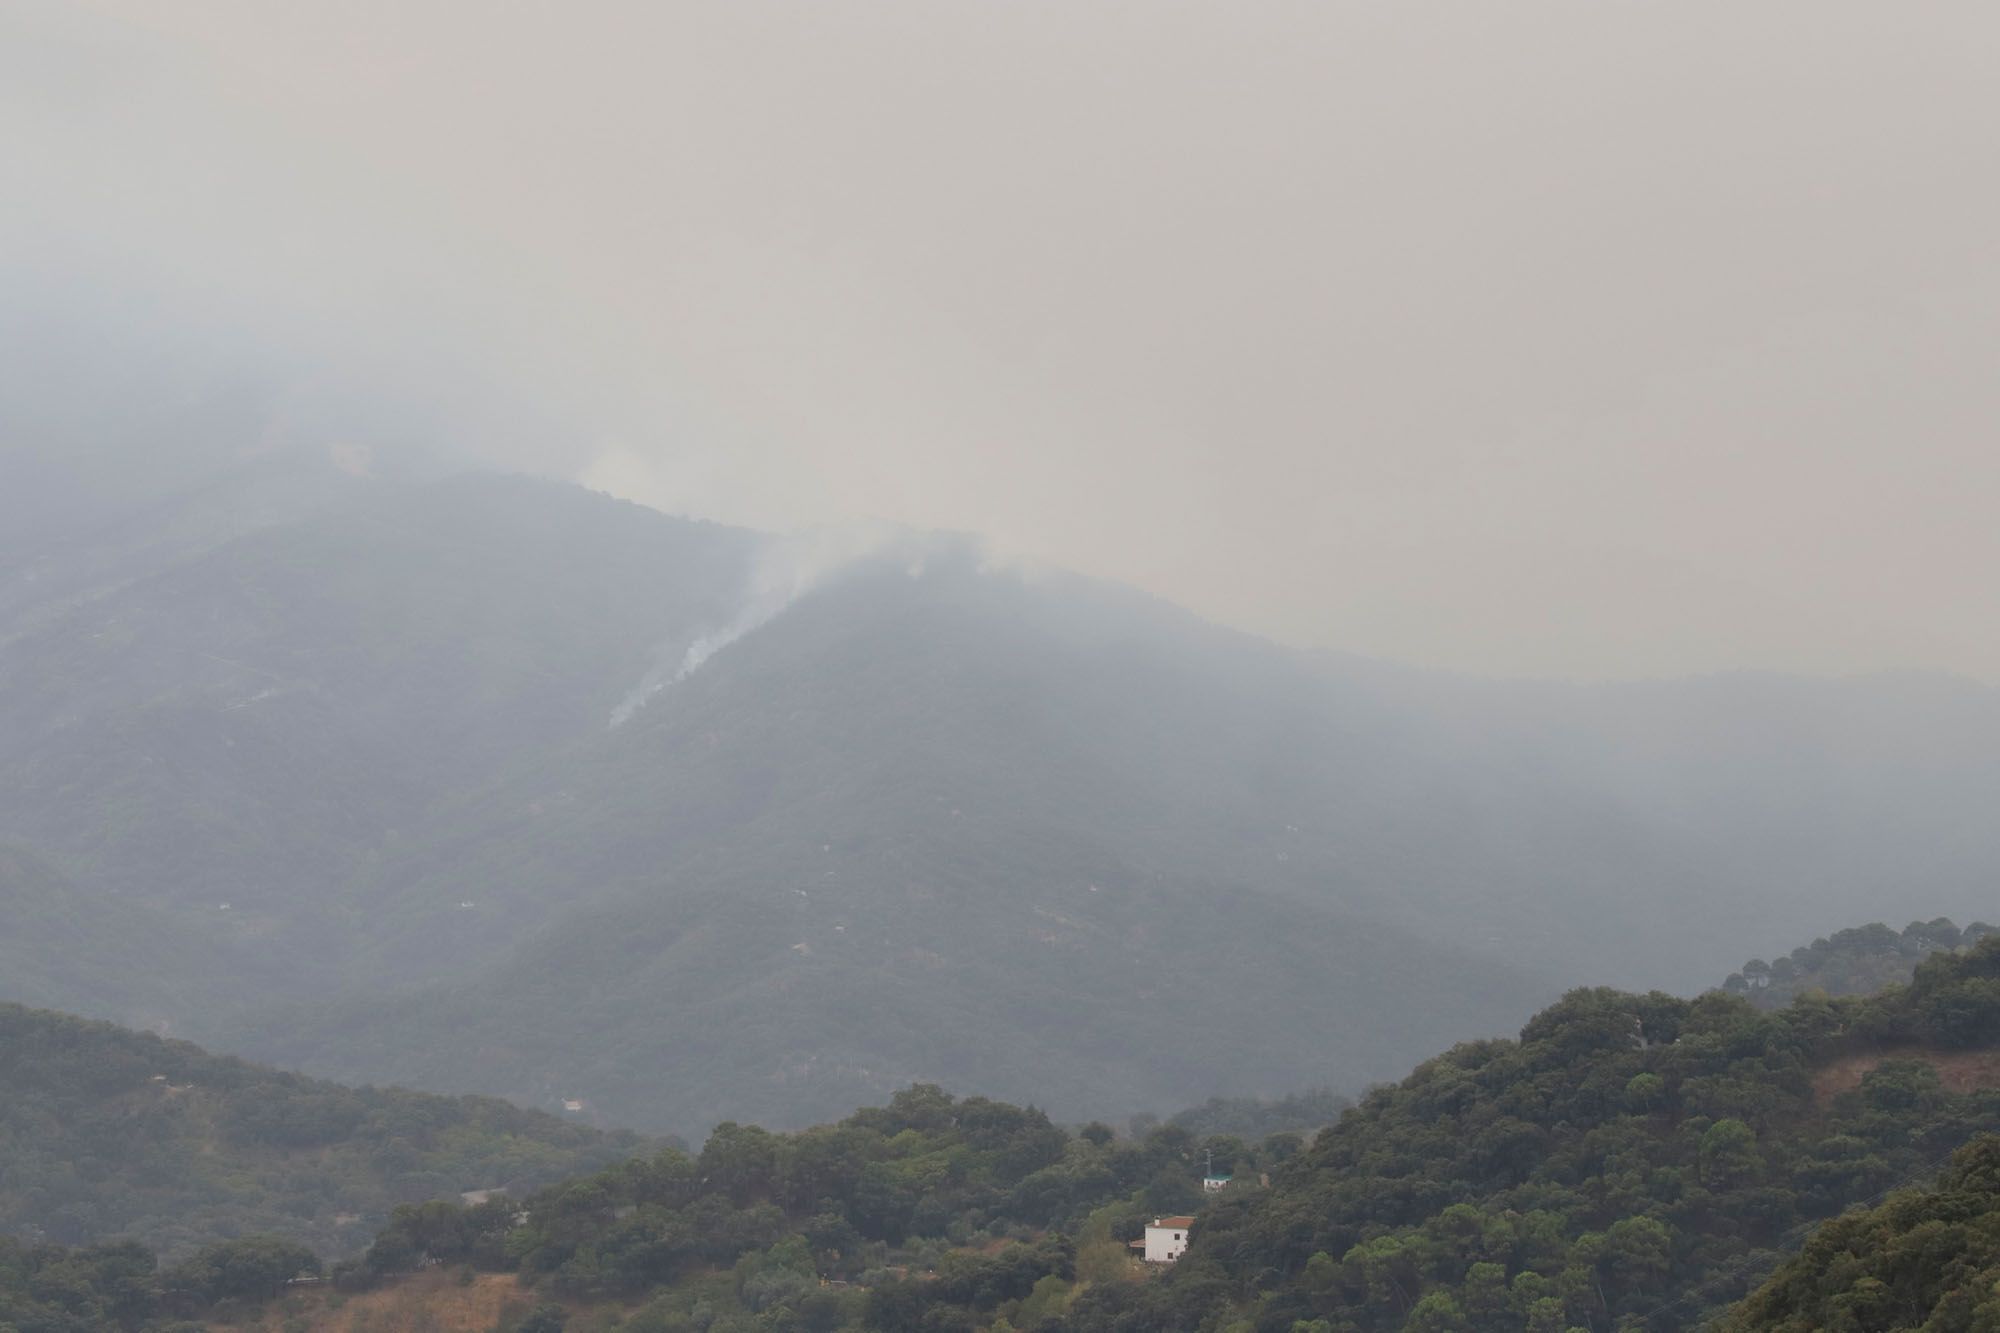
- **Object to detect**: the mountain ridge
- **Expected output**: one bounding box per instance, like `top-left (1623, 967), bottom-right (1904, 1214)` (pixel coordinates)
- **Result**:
top-left (6, 461), bottom-right (2000, 1130)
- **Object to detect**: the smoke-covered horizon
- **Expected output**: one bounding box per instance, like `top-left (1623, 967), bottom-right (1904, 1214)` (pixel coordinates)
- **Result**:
top-left (8, 0), bottom-right (2000, 681)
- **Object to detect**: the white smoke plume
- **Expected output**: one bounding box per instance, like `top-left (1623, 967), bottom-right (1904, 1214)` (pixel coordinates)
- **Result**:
top-left (608, 522), bottom-right (905, 728)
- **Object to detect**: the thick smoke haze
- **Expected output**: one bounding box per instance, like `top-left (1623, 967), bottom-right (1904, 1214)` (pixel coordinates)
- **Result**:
top-left (8, 0), bottom-right (1999, 678)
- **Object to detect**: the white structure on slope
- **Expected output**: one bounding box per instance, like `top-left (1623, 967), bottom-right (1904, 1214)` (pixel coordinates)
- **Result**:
top-left (1140, 1216), bottom-right (1195, 1264)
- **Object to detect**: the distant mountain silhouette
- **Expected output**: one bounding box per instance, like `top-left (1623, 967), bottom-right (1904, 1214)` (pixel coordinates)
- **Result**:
top-left (6, 457), bottom-right (2000, 1131)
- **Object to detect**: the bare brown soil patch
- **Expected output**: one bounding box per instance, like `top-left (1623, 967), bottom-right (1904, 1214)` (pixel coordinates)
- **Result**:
top-left (1812, 1047), bottom-right (2000, 1104)
top-left (219, 1271), bottom-right (543, 1333)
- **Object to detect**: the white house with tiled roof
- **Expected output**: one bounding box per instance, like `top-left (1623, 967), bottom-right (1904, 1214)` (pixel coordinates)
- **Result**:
top-left (1140, 1215), bottom-right (1194, 1263)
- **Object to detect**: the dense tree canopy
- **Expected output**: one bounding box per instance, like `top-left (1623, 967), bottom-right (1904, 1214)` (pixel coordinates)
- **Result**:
top-left (0, 1233), bottom-right (316, 1332)
top-left (0, 1004), bottom-right (637, 1259)
top-left (332, 1084), bottom-right (1298, 1332)
top-left (1063, 936), bottom-right (2000, 1332)
top-left (281, 939), bottom-right (2000, 1332)
top-left (1165, 1090), bottom-right (1354, 1143)
top-left (6, 932), bottom-right (1997, 1332)
top-left (1722, 1133), bottom-right (2000, 1332)
top-left (1723, 918), bottom-right (1997, 1010)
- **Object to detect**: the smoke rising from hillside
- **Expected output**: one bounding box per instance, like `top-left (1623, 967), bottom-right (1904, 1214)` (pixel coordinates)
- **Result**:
top-left (8, 0), bottom-right (2000, 678)
top-left (609, 523), bottom-right (916, 727)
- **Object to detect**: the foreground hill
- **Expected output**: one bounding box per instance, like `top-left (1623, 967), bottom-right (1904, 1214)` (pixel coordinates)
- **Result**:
top-left (0, 1079), bottom-right (1264, 1333)
top-left (9, 453), bottom-right (2000, 1127)
top-left (131, 935), bottom-right (1996, 1333)
top-left (1722, 1133), bottom-right (2000, 1332)
top-left (9, 938), bottom-right (1996, 1330)
top-left (0, 1004), bottom-right (638, 1260)
top-left (1068, 935), bottom-right (2000, 1330)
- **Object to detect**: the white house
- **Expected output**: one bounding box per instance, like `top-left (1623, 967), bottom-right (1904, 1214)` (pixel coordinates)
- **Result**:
top-left (1202, 1173), bottom-right (1232, 1193)
top-left (1141, 1216), bottom-right (1195, 1263)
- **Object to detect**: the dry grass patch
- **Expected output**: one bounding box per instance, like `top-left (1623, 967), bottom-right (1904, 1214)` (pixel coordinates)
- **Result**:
top-left (219, 1271), bottom-right (542, 1333)
top-left (1812, 1046), bottom-right (2000, 1103)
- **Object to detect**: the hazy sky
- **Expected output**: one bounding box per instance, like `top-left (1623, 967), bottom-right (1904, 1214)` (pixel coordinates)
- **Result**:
top-left (8, 1), bottom-right (1999, 679)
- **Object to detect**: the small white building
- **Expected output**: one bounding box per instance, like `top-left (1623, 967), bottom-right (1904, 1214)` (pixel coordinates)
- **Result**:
top-left (1141, 1215), bottom-right (1195, 1263)
top-left (1203, 1174), bottom-right (1232, 1193)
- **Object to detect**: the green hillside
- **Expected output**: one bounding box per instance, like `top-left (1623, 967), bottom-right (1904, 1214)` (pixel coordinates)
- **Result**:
top-left (1722, 1133), bottom-right (2000, 1332)
top-left (8, 937), bottom-right (1996, 1331)
top-left (0, 1081), bottom-right (1278, 1333)
top-left (0, 1231), bottom-right (331, 1333)
top-left (245, 859), bottom-right (1544, 1134)
top-left (1164, 1089), bottom-right (1354, 1141)
top-left (0, 1004), bottom-right (639, 1261)
top-left (0, 845), bottom-right (277, 1030)
top-left (1062, 935), bottom-right (2000, 1331)
top-left (1723, 917), bottom-right (1997, 1010)
top-left (167, 936), bottom-right (1991, 1333)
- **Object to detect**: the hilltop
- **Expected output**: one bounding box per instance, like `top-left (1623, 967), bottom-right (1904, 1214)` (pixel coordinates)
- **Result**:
top-left (1722, 916), bottom-right (1996, 1010)
top-left (0, 1003), bottom-right (638, 1261)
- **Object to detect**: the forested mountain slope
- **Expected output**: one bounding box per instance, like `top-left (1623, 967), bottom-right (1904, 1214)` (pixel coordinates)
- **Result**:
top-left (243, 851), bottom-right (1536, 1134)
top-left (3, 932), bottom-right (1991, 1330)
top-left (1068, 937), bottom-right (2000, 1331)
top-left (0, 1077), bottom-right (1275, 1333)
top-left (1722, 1133), bottom-right (2000, 1333)
top-left (239, 543), bottom-right (2000, 1129)
top-left (7, 453), bottom-right (2000, 1129)
top-left (171, 935), bottom-right (2000, 1333)
top-left (0, 845), bottom-right (279, 1031)
top-left (0, 1004), bottom-right (637, 1261)
top-left (0, 470), bottom-right (754, 920)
